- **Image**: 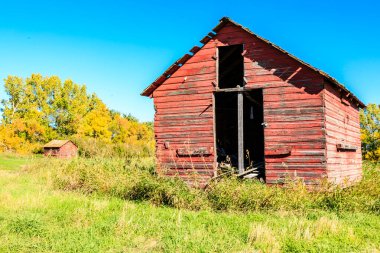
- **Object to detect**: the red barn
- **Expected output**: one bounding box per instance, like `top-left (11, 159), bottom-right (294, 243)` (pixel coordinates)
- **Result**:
top-left (141, 17), bottom-right (365, 187)
top-left (43, 140), bottom-right (78, 158)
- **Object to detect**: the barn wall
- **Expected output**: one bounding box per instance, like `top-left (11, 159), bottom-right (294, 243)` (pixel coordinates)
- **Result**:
top-left (153, 22), bottom-right (329, 185)
top-left (324, 81), bottom-right (362, 184)
top-left (152, 40), bottom-right (216, 186)
top-left (214, 23), bottom-right (327, 184)
top-left (58, 142), bottom-right (78, 158)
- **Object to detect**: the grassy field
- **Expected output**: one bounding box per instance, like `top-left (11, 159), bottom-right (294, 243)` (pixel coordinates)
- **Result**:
top-left (0, 154), bottom-right (379, 252)
top-left (0, 153), bottom-right (30, 170)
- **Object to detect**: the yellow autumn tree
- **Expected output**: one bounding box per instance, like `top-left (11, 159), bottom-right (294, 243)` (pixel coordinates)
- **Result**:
top-left (77, 95), bottom-right (112, 140)
top-left (110, 113), bottom-right (153, 142)
top-left (1, 74), bottom-right (154, 156)
top-left (0, 124), bottom-right (25, 153)
top-left (109, 112), bottom-right (154, 156)
top-left (360, 104), bottom-right (380, 161)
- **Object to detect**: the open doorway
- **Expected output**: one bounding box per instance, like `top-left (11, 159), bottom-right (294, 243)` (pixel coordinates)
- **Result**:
top-left (215, 90), bottom-right (265, 179)
top-left (215, 92), bottom-right (238, 165)
top-left (243, 90), bottom-right (265, 178)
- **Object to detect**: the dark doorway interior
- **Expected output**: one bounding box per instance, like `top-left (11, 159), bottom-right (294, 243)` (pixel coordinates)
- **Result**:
top-left (243, 90), bottom-right (265, 178)
top-left (215, 92), bottom-right (238, 165)
top-left (218, 44), bottom-right (244, 89)
top-left (215, 90), bottom-right (265, 179)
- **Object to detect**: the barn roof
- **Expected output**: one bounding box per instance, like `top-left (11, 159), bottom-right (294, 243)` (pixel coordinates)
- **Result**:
top-left (43, 140), bottom-right (75, 148)
top-left (141, 17), bottom-right (365, 108)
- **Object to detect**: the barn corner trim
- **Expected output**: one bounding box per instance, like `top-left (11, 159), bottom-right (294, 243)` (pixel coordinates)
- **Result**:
top-left (141, 16), bottom-right (365, 108)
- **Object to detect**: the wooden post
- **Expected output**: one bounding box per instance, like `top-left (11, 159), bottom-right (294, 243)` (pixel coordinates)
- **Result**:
top-left (238, 91), bottom-right (244, 174)
top-left (212, 92), bottom-right (217, 177)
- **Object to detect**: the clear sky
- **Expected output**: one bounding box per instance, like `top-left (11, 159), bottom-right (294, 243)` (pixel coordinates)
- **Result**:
top-left (0, 0), bottom-right (379, 122)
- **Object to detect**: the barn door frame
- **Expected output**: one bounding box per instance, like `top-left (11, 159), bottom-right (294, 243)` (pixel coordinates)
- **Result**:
top-left (213, 88), bottom-right (265, 175)
top-left (213, 43), bottom-right (266, 176)
top-left (237, 91), bottom-right (244, 173)
top-left (214, 43), bottom-right (247, 173)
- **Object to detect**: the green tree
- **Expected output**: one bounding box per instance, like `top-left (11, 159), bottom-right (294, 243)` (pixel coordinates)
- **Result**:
top-left (1, 75), bottom-right (24, 124)
top-left (360, 104), bottom-right (380, 161)
top-left (2, 75), bottom-right (47, 143)
top-left (52, 79), bottom-right (90, 136)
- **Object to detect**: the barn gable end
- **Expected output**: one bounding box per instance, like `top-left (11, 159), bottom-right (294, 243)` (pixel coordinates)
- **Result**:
top-left (215, 23), bottom-right (327, 184)
top-left (144, 17), bottom-right (364, 187)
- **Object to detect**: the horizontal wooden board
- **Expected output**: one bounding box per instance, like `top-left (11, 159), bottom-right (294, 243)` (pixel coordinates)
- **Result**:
top-left (154, 93), bottom-right (212, 103)
top-left (323, 81), bottom-right (362, 181)
top-left (155, 121), bottom-right (213, 129)
top-left (158, 73), bottom-right (215, 86)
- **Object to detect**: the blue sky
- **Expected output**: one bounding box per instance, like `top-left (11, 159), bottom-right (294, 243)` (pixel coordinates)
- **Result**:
top-left (0, 0), bottom-right (379, 122)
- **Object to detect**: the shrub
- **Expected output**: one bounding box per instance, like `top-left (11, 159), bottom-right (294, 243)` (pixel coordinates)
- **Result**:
top-left (313, 162), bottom-right (380, 214)
top-left (71, 137), bottom-right (154, 159)
top-left (28, 158), bottom-right (380, 214)
top-left (30, 157), bottom-right (207, 210)
top-left (206, 178), bottom-right (285, 211)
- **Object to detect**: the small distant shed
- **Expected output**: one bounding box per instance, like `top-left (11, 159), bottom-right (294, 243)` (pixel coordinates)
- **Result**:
top-left (43, 140), bottom-right (78, 158)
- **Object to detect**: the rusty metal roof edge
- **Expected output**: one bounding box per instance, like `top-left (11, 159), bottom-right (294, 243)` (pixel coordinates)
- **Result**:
top-left (141, 17), bottom-right (365, 108)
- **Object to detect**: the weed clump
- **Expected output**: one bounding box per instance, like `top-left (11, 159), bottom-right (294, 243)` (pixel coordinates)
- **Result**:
top-left (28, 158), bottom-right (380, 214)
top-left (8, 217), bottom-right (45, 237)
top-left (32, 157), bottom-right (207, 210)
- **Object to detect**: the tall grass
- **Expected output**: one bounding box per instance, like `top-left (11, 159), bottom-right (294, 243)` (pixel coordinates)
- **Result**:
top-left (28, 158), bottom-right (380, 214)
top-left (71, 137), bottom-right (154, 158)
top-left (30, 157), bottom-right (208, 210)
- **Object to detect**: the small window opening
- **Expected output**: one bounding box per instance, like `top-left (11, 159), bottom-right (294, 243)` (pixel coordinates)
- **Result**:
top-left (218, 44), bottom-right (244, 89)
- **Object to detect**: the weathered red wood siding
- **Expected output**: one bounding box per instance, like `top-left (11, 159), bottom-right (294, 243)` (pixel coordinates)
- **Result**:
top-left (215, 23), bottom-right (326, 185)
top-left (324, 81), bottom-right (362, 184)
top-left (153, 22), bottom-right (330, 185)
top-left (152, 40), bottom-right (216, 186)
top-left (59, 142), bottom-right (78, 158)
top-left (44, 142), bottom-right (78, 158)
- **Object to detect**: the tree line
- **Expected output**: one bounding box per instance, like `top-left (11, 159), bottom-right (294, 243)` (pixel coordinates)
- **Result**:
top-left (0, 74), bottom-right (154, 156)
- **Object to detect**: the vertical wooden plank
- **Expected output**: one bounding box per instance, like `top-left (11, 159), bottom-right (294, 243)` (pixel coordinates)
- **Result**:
top-left (212, 92), bottom-right (217, 177)
top-left (213, 44), bottom-right (218, 177)
top-left (238, 91), bottom-right (244, 173)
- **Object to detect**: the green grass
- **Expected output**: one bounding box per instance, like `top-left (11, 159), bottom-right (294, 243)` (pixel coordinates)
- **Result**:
top-left (0, 154), bottom-right (379, 252)
top-left (0, 153), bottom-right (30, 170)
